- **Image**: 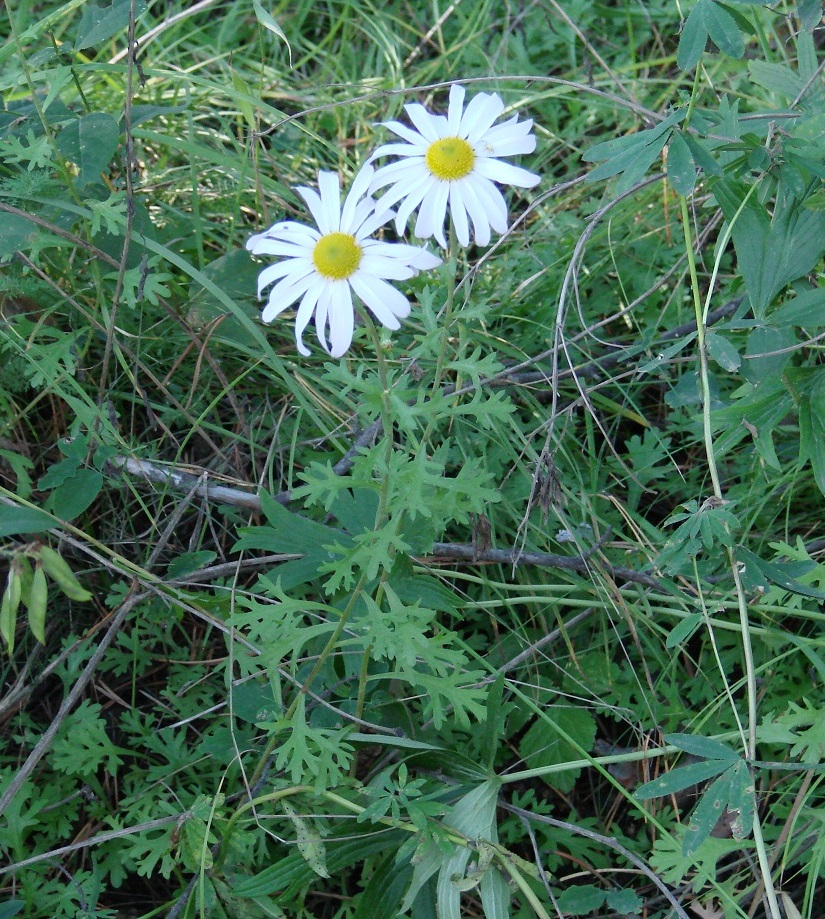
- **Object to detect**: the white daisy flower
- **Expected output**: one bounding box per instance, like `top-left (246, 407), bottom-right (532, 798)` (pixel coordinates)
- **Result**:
top-left (246, 165), bottom-right (442, 358)
top-left (368, 84), bottom-right (540, 249)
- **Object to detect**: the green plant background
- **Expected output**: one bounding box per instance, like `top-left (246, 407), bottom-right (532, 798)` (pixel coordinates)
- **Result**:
top-left (2, 1), bottom-right (825, 917)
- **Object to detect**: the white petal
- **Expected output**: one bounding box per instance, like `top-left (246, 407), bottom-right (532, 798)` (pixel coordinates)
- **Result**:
top-left (458, 179), bottom-right (492, 247)
top-left (484, 115), bottom-right (534, 144)
top-left (484, 134), bottom-right (536, 157)
top-left (460, 92), bottom-right (504, 144)
top-left (340, 165), bottom-right (374, 231)
top-left (360, 253), bottom-right (417, 281)
top-left (415, 182), bottom-right (449, 248)
top-left (365, 240), bottom-right (442, 271)
top-left (351, 273), bottom-right (409, 326)
top-left (475, 158), bottom-right (540, 188)
top-left (328, 281), bottom-right (354, 357)
top-left (314, 287), bottom-right (331, 352)
top-left (405, 104), bottom-right (447, 143)
top-left (393, 173), bottom-right (436, 232)
top-left (357, 203), bottom-right (397, 238)
top-left (317, 171), bottom-right (343, 232)
top-left (248, 238), bottom-right (314, 259)
top-left (256, 258), bottom-right (314, 294)
top-left (294, 185), bottom-right (332, 235)
top-left (376, 120), bottom-right (430, 148)
top-left (261, 272), bottom-right (317, 322)
top-left (449, 183), bottom-right (470, 248)
top-left (470, 176), bottom-right (509, 234)
top-left (406, 247), bottom-right (442, 271)
top-left (369, 158), bottom-right (427, 192)
top-left (447, 84), bottom-right (466, 133)
top-left (293, 280), bottom-right (324, 356)
top-left (368, 142), bottom-right (426, 160)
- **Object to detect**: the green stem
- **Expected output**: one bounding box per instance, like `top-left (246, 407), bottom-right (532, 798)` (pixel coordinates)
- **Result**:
top-left (678, 194), bottom-right (781, 919)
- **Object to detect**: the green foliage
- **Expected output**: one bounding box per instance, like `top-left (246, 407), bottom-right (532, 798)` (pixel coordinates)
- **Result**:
top-left (3, 0), bottom-right (825, 916)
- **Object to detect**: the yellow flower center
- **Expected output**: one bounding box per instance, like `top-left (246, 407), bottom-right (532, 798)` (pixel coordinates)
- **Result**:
top-left (425, 136), bottom-right (476, 181)
top-left (312, 232), bottom-right (362, 279)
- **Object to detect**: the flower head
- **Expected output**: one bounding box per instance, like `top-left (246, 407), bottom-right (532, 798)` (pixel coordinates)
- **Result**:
top-left (368, 84), bottom-right (540, 249)
top-left (246, 166), bottom-right (441, 357)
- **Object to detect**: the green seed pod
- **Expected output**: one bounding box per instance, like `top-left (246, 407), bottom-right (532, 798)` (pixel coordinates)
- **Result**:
top-left (27, 562), bottom-right (48, 644)
top-left (1, 572), bottom-right (18, 653)
top-left (39, 546), bottom-right (92, 602)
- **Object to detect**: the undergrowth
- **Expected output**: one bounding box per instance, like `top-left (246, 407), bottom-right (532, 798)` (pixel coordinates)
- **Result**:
top-left (2, 1), bottom-right (825, 918)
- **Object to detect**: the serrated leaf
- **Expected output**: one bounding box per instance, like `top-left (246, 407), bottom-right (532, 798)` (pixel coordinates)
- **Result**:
top-left (668, 130), bottom-right (697, 195)
top-left (635, 758), bottom-right (732, 800)
top-left (664, 733), bottom-right (740, 762)
top-left (555, 885), bottom-right (606, 914)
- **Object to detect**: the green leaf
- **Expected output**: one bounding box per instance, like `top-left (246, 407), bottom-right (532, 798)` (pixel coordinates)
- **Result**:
top-left (74, 0), bottom-right (147, 51)
top-left (0, 212), bottom-right (39, 257)
top-left (49, 468), bottom-right (104, 521)
top-left (57, 113), bottom-right (120, 186)
top-left (234, 828), bottom-right (407, 898)
top-left (0, 503), bottom-right (54, 538)
top-left (666, 612), bottom-right (702, 648)
top-left (771, 289), bottom-right (825, 328)
top-left (282, 802), bottom-right (329, 879)
top-left (479, 863), bottom-right (510, 919)
top-left (635, 758), bottom-right (732, 799)
top-left (252, 0), bottom-right (292, 64)
top-left (667, 130), bottom-right (697, 195)
top-left (0, 902), bottom-right (25, 919)
top-left (519, 706), bottom-right (597, 794)
top-left (683, 766), bottom-right (735, 856)
top-left (705, 330), bottom-right (741, 371)
top-left (555, 885), bottom-right (606, 914)
top-left (664, 733), bottom-right (740, 762)
top-left (678, 0), bottom-right (710, 70)
top-left (726, 760), bottom-right (755, 840)
top-left (704, 2), bottom-right (746, 58)
top-left (797, 0), bottom-right (822, 31)
top-left (736, 546), bottom-right (825, 600)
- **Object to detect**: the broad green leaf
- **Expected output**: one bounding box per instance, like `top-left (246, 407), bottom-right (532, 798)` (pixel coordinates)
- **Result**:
top-left (353, 851), bottom-right (413, 919)
top-left (0, 503), bottom-right (54, 538)
top-left (234, 829), bottom-right (407, 898)
top-left (737, 546), bottom-right (825, 600)
top-left (57, 113), bottom-right (120, 186)
top-left (555, 885), bottom-right (606, 914)
top-left (667, 130), bottom-right (697, 195)
top-left (635, 758), bottom-right (732, 800)
top-left (74, 0), bottom-right (147, 50)
top-left (282, 802), bottom-right (329, 879)
top-left (664, 733), bottom-right (740, 762)
top-left (0, 902), bottom-right (24, 919)
top-left (519, 706), bottom-right (597, 793)
top-left (743, 325), bottom-right (794, 384)
top-left (683, 767), bottom-right (735, 855)
top-left (49, 468), bottom-right (104, 521)
top-left (0, 212), bottom-right (39, 257)
top-left (703, 2), bottom-right (746, 58)
top-left (677, 0), bottom-right (709, 70)
top-left (705, 330), bottom-right (741, 371)
top-left (797, 0), bottom-right (822, 31)
top-left (771, 288), bottom-right (825, 327)
top-left (726, 760), bottom-right (755, 840)
top-left (479, 864), bottom-right (510, 919)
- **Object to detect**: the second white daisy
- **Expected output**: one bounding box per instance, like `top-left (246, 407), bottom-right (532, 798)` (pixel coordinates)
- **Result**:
top-left (368, 84), bottom-right (540, 249)
top-left (246, 166), bottom-right (441, 358)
